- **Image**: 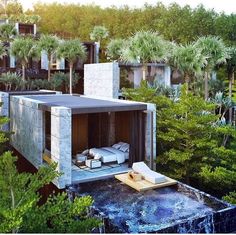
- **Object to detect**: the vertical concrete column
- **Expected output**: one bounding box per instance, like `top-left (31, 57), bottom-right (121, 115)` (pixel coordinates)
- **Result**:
top-left (133, 67), bottom-right (142, 88)
top-left (15, 22), bottom-right (19, 34)
top-left (51, 106), bottom-right (72, 189)
top-left (57, 58), bottom-right (65, 69)
top-left (84, 62), bottom-right (120, 99)
top-left (41, 51), bottom-right (48, 70)
top-left (33, 24), bottom-right (37, 35)
top-left (0, 92), bottom-right (9, 131)
top-left (164, 66), bottom-right (171, 86)
top-left (144, 103), bottom-right (156, 170)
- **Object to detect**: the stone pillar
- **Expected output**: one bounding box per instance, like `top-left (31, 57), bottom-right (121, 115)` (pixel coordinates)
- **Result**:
top-left (33, 24), bottom-right (37, 35)
top-left (10, 55), bottom-right (16, 68)
top-left (133, 67), bottom-right (142, 88)
top-left (164, 66), bottom-right (171, 86)
top-left (51, 106), bottom-right (72, 189)
top-left (15, 22), bottom-right (19, 34)
top-left (41, 51), bottom-right (48, 70)
top-left (0, 92), bottom-right (9, 131)
top-left (144, 103), bottom-right (156, 170)
top-left (57, 58), bottom-right (65, 69)
top-left (84, 62), bottom-right (120, 99)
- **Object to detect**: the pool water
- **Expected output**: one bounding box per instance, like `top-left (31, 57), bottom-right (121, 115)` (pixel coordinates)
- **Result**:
top-left (76, 178), bottom-right (222, 233)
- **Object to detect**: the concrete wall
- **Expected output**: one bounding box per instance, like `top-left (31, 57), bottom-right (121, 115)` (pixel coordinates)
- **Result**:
top-left (0, 92), bottom-right (9, 131)
top-left (84, 62), bottom-right (120, 99)
top-left (10, 96), bottom-right (44, 169)
top-left (10, 95), bottom-right (71, 189)
top-left (51, 106), bottom-right (72, 188)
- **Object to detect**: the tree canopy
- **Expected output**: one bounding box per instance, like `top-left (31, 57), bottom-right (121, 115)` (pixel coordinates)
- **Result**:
top-left (25, 2), bottom-right (235, 46)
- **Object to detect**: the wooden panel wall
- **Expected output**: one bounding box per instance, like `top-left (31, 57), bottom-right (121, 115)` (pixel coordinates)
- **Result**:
top-left (88, 113), bottom-right (109, 148)
top-left (115, 111), bottom-right (131, 143)
top-left (72, 114), bottom-right (88, 156)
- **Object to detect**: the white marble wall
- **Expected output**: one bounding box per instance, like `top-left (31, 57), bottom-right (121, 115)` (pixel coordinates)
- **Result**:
top-left (10, 96), bottom-right (44, 168)
top-left (84, 62), bottom-right (120, 99)
top-left (51, 106), bottom-right (72, 189)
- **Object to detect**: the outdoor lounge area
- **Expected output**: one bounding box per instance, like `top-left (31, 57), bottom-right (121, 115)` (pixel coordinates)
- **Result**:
top-left (10, 93), bottom-right (156, 188)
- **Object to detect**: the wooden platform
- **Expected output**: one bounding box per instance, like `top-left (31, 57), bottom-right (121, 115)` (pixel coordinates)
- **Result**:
top-left (115, 173), bottom-right (177, 192)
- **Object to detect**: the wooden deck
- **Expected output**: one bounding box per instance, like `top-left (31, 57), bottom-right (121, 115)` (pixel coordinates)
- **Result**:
top-left (115, 173), bottom-right (177, 192)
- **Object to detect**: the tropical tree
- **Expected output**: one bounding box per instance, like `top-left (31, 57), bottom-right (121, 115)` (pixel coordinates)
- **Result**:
top-left (226, 47), bottom-right (236, 123)
top-left (38, 34), bottom-right (59, 81)
top-left (0, 23), bottom-right (17, 42)
top-left (170, 43), bottom-right (206, 91)
top-left (195, 36), bottom-right (229, 100)
top-left (11, 37), bottom-right (39, 81)
top-left (121, 31), bottom-right (168, 81)
top-left (106, 38), bottom-right (126, 61)
top-left (57, 39), bottom-right (87, 94)
top-left (90, 25), bottom-right (109, 62)
top-left (0, 42), bottom-right (7, 58)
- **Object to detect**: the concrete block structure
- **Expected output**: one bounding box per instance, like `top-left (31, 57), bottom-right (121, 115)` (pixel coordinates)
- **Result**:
top-left (1, 63), bottom-right (156, 189)
top-left (84, 62), bottom-right (120, 99)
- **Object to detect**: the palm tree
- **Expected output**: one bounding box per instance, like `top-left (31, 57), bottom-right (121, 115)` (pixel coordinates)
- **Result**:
top-left (170, 43), bottom-right (207, 91)
top-left (90, 25), bottom-right (109, 62)
top-left (121, 31), bottom-right (168, 81)
top-left (0, 23), bottom-right (17, 42)
top-left (195, 36), bottom-right (229, 100)
top-left (57, 39), bottom-right (87, 94)
top-left (38, 34), bottom-right (59, 81)
top-left (11, 37), bottom-right (39, 81)
top-left (0, 42), bottom-right (7, 58)
top-left (226, 47), bottom-right (236, 123)
top-left (106, 38), bottom-right (126, 61)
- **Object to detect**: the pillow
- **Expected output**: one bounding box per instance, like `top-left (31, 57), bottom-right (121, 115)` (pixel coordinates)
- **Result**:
top-left (89, 148), bottom-right (96, 157)
top-left (120, 143), bottom-right (129, 152)
top-left (94, 153), bottom-right (102, 160)
top-left (82, 149), bottom-right (89, 155)
top-left (112, 143), bottom-right (122, 149)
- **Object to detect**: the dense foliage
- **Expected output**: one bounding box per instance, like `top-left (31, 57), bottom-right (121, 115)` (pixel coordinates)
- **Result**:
top-left (124, 84), bottom-right (236, 203)
top-left (26, 2), bottom-right (235, 46)
top-left (0, 103), bottom-right (100, 233)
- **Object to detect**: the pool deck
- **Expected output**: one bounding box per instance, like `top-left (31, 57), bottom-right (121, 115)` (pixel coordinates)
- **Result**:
top-left (72, 162), bottom-right (130, 183)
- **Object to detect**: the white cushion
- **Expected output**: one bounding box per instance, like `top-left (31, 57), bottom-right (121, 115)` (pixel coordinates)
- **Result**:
top-left (94, 153), bottom-right (102, 160)
top-left (132, 162), bottom-right (166, 184)
top-left (120, 143), bottom-right (129, 152)
top-left (112, 143), bottom-right (122, 149)
top-left (82, 149), bottom-right (89, 155)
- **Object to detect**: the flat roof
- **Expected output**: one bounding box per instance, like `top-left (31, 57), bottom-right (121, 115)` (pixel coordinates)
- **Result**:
top-left (7, 91), bottom-right (57, 96)
top-left (30, 95), bottom-right (147, 114)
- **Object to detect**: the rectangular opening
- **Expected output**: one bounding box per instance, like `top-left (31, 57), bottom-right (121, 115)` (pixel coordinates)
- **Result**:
top-left (45, 111), bottom-right (51, 151)
top-left (72, 111), bottom-right (145, 165)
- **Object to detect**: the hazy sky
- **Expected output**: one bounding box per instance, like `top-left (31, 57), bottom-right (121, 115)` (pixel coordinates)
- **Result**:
top-left (19, 0), bottom-right (236, 14)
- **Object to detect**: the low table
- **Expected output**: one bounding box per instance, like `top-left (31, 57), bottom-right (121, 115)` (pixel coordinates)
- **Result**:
top-left (115, 173), bottom-right (177, 192)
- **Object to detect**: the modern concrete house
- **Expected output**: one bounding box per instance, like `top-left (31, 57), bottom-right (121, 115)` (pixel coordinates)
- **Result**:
top-left (0, 20), bottom-right (97, 80)
top-left (0, 62), bottom-right (156, 189)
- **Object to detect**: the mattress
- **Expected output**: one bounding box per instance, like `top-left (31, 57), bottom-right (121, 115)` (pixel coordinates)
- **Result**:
top-left (102, 147), bottom-right (128, 161)
top-left (89, 147), bottom-right (127, 164)
top-left (89, 148), bottom-right (117, 163)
